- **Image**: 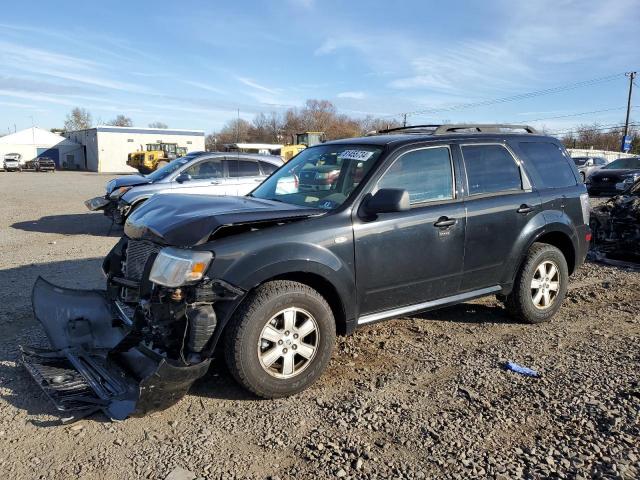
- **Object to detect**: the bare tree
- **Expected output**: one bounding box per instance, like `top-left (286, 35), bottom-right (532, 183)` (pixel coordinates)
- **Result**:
top-left (63, 107), bottom-right (93, 132)
top-left (559, 123), bottom-right (638, 154)
top-left (107, 115), bottom-right (133, 127)
top-left (205, 133), bottom-right (219, 151)
top-left (148, 122), bottom-right (168, 129)
top-left (216, 118), bottom-right (253, 145)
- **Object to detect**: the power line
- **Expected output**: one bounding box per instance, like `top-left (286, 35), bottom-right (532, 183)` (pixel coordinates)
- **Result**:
top-left (508, 105), bottom-right (639, 124)
top-left (547, 122), bottom-right (640, 136)
top-left (388, 72), bottom-right (626, 119)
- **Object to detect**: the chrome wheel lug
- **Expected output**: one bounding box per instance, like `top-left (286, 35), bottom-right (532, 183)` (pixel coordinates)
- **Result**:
top-left (282, 348), bottom-right (288, 354)
top-left (278, 340), bottom-right (283, 345)
top-left (292, 344), bottom-right (297, 350)
top-left (293, 333), bottom-right (299, 339)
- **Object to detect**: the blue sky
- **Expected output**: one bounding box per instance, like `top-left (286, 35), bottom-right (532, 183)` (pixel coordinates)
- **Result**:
top-left (1, 0), bottom-right (639, 134)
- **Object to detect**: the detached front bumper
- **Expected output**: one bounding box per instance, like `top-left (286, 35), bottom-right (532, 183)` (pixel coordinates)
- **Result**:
top-left (85, 196), bottom-right (128, 224)
top-left (21, 277), bottom-right (210, 420)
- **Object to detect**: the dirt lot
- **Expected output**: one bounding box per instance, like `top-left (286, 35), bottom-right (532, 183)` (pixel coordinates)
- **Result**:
top-left (0, 171), bottom-right (638, 480)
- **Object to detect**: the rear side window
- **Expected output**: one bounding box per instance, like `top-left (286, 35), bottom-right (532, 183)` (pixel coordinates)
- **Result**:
top-left (519, 142), bottom-right (577, 188)
top-left (225, 159), bottom-right (260, 177)
top-left (378, 147), bottom-right (453, 205)
top-left (462, 144), bottom-right (522, 195)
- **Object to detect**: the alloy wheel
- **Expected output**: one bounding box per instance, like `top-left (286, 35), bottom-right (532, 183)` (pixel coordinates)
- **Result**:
top-left (531, 260), bottom-right (560, 309)
top-left (257, 307), bottom-right (319, 379)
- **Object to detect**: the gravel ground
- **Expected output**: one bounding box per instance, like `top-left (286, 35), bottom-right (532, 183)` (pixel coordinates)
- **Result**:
top-left (0, 171), bottom-right (638, 480)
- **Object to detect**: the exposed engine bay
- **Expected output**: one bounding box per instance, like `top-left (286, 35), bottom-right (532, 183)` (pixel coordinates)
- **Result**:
top-left (590, 181), bottom-right (640, 268)
top-left (20, 237), bottom-right (243, 420)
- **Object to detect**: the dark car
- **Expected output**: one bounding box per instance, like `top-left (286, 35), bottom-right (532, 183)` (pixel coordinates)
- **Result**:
top-left (25, 156), bottom-right (56, 172)
top-left (22, 124), bottom-right (591, 420)
top-left (586, 156), bottom-right (640, 196)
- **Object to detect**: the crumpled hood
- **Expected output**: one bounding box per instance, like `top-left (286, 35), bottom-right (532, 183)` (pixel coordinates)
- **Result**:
top-left (107, 175), bottom-right (152, 193)
top-left (124, 194), bottom-right (321, 246)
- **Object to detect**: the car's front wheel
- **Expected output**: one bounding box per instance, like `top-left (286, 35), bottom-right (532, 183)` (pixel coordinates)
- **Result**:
top-left (224, 280), bottom-right (336, 398)
top-left (504, 243), bottom-right (568, 324)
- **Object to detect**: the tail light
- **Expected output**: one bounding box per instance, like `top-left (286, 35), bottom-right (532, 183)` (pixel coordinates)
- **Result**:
top-left (579, 193), bottom-right (590, 225)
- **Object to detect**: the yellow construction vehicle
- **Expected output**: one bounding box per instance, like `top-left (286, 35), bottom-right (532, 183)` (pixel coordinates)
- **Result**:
top-left (127, 143), bottom-right (187, 174)
top-left (281, 131), bottom-right (325, 162)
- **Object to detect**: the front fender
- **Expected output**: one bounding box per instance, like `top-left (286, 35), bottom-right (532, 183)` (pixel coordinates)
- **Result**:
top-left (225, 241), bottom-right (354, 313)
top-left (202, 240), bottom-right (356, 350)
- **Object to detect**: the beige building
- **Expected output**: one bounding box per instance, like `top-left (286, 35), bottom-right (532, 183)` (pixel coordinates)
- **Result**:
top-left (65, 126), bottom-right (205, 173)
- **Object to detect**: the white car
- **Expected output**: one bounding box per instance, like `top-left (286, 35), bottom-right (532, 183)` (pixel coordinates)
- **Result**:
top-left (3, 153), bottom-right (22, 172)
top-left (86, 152), bottom-right (284, 223)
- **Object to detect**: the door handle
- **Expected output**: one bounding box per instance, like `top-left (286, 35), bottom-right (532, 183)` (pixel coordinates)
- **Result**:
top-left (434, 216), bottom-right (456, 228)
top-left (253, 178), bottom-right (263, 182)
top-left (210, 180), bottom-right (221, 185)
top-left (517, 204), bottom-right (534, 214)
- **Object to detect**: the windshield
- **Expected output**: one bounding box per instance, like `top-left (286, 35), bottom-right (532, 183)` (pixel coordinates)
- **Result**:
top-left (603, 157), bottom-right (640, 170)
top-left (146, 156), bottom-right (193, 182)
top-left (251, 144), bottom-right (383, 209)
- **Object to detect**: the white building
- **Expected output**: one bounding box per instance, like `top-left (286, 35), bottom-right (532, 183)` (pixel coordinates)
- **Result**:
top-left (0, 127), bottom-right (84, 169)
top-left (65, 126), bottom-right (206, 173)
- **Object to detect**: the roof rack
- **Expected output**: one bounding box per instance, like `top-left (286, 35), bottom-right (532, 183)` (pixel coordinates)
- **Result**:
top-left (372, 123), bottom-right (538, 135)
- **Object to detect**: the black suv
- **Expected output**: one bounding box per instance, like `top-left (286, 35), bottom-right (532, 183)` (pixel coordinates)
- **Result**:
top-left (23, 124), bottom-right (591, 419)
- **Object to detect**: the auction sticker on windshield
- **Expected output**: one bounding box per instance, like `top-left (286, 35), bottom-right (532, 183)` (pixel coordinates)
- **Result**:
top-left (338, 150), bottom-right (375, 161)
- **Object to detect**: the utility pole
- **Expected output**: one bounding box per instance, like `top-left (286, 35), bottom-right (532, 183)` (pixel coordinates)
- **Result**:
top-left (402, 113), bottom-right (407, 127)
top-left (622, 71), bottom-right (636, 152)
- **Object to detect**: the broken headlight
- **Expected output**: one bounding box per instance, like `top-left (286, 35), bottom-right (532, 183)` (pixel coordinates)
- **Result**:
top-left (621, 173), bottom-right (640, 185)
top-left (109, 186), bottom-right (132, 199)
top-left (149, 247), bottom-right (213, 287)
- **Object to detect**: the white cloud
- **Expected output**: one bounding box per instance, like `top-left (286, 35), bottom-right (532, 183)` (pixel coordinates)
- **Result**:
top-left (182, 80), bottom-right (226, 95)
top-left (237, 77), bottom-right (280, 96)
top-left (337, 91), bottom-right (366, 99)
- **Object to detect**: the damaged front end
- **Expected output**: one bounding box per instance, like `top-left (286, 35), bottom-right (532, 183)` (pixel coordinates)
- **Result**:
top-left (589, 181), bottom-right (640, 267)
top-left (21, 237), bottom-right (243, 420)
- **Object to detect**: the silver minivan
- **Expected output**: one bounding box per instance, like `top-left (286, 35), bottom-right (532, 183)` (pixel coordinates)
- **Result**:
top-left (86, 152), bottom-right (283, 223)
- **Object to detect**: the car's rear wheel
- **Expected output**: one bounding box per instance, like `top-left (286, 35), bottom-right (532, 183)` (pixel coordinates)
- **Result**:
top-left (224, 280), bottom-right (336, 398)
top-left (504, 243), bottom-right (568, 324)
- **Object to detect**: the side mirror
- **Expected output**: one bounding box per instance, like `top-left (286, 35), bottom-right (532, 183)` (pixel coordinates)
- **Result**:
top-left (176, 173), bottom-right (191, 183)
top-left (363, 188), bottom-right (410, 216)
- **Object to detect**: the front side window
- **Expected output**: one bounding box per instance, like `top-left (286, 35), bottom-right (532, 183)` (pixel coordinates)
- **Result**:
top-left (184, 159), bottom-right (223, 179)
top-left (377, 147), bottom-right (454, 205)
top-left (251, 144), bottom-right (382, 209)
top-left (462, 144), bottom-right (522, 195)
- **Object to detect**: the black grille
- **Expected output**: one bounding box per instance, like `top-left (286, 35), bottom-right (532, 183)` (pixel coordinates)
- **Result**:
top-left (124, 240), bottom-right (160, 282)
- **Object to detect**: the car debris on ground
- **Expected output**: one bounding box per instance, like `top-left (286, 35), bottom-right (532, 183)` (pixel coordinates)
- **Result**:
top-left (590, 180), bottom-right (640, 269)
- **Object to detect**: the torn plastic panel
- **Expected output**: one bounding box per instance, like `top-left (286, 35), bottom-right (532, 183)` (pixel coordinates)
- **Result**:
top-left (21, 277), bottom-right (212, 420)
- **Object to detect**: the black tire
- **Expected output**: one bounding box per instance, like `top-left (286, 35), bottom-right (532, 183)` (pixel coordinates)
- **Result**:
top-left (224, 280), bottom-right (336, 398)
top-left (504, 243), bottom-right (568, 324)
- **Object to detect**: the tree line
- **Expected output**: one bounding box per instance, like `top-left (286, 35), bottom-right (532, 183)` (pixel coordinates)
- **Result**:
top-left (51, 103), bottom-right (639, 155)
top-left (558, 124), bottom-right (639, 154)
